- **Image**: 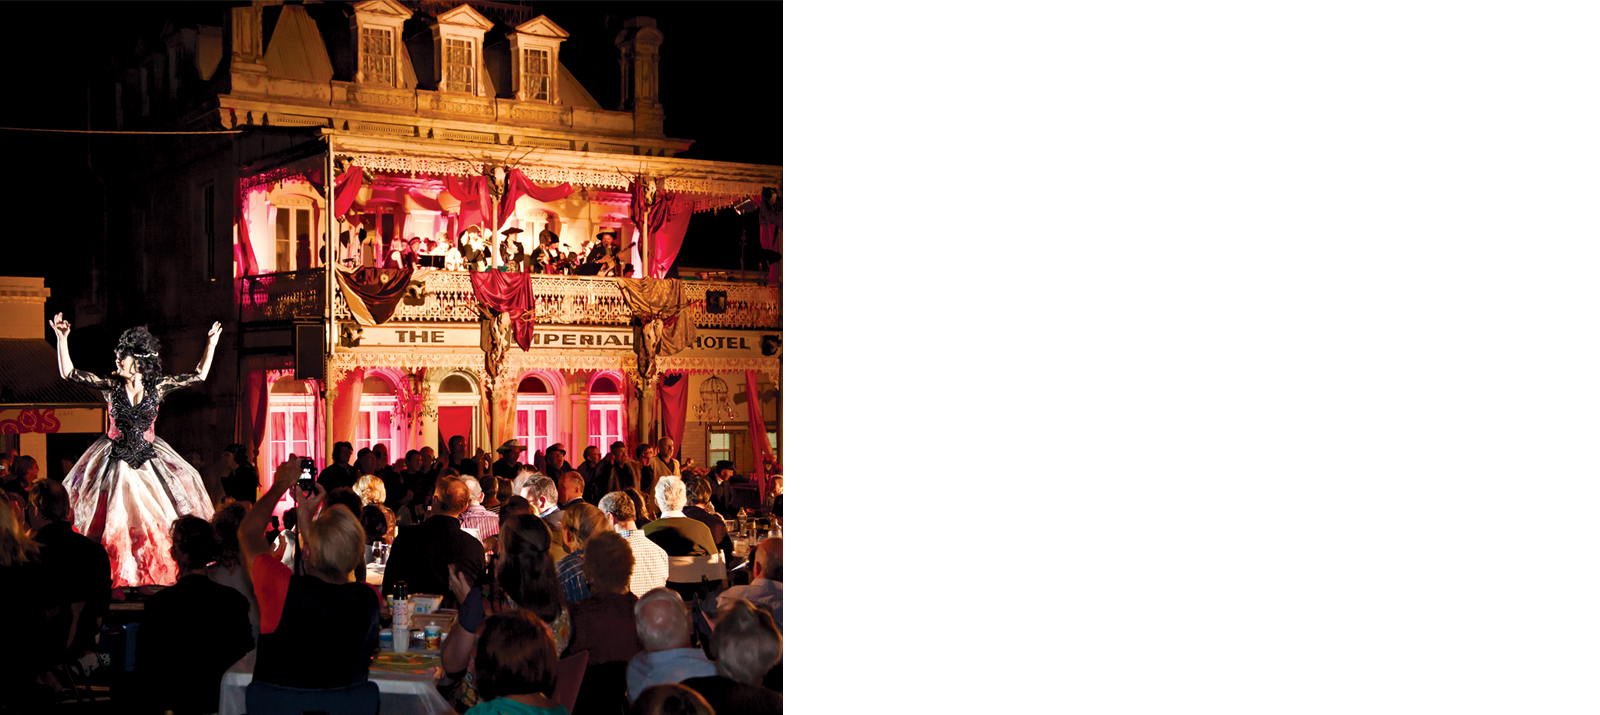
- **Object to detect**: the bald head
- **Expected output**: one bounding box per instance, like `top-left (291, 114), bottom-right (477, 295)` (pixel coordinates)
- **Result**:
top-left (634, 587), bottom-right (693, 652)
top-left (753, 537), bottom-right (782, 582)
top-left (557, 471), bottom-right (584, 504)
top-left (434, 475), bottom-right (471, 516)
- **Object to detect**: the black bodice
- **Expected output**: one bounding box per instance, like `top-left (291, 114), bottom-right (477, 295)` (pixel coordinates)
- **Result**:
top-left (68, 369), bottom-right (202, 469)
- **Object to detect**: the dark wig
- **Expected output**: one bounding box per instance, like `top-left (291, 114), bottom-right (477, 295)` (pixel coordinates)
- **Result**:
top-left (115, 326), bottom-right (163, 382)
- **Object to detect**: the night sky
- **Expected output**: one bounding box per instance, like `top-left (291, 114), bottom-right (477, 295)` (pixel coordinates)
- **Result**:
top-left (0, 1), bottom-right (781, 317)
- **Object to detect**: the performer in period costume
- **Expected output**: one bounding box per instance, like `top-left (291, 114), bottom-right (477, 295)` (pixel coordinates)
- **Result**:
top-left (499, 227), bottom-right (528, 272)
top-left (50, 314), bottom-right (222, 588)
top-left (531, 227), bottom-right (561, 274)
top-left (577, 230), bottom-right (622, 276)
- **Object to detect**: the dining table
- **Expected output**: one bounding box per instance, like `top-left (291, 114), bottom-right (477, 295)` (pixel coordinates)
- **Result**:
top-left (217, 647), bottom-right (454, 715)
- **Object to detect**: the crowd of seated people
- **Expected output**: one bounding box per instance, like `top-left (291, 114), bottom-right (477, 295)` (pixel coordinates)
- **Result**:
top-left (0, 438), bottom-right (781, 713)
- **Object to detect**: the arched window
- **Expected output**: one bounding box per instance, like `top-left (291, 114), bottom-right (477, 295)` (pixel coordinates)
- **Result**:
top-left (268, 377), bottom-right (314, 469)
top-left (516, 374), bottom-right (556, 455)
top-left (357, 375), bottom-right (396, 454)
top-left (436, 371), bottom-right (480, 455)
top-left (587, 372), bottom-right (624, 452)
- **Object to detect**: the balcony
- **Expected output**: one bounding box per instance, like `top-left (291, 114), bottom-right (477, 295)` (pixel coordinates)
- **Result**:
top-left (308, 270), bottom-right (780, 330)
top-left (239, 269), bottom-right (325, 323)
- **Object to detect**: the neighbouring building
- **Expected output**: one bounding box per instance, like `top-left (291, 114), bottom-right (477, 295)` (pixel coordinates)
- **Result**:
top-left (0, 277), bottom-right (108, 479)
top-left (87, 1), bottom-right (781, 500)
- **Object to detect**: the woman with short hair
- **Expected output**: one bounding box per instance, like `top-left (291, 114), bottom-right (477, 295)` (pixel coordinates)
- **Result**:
top-left (464, 611), bottom-right (565, 715)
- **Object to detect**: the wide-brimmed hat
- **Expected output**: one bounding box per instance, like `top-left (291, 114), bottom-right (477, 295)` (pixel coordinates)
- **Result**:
top-left (497, 440), bottom-right (526, 454)
top-left (715, 460), bottom-right (735, 471)
top-left (596, 229), bottom-right (618, 240)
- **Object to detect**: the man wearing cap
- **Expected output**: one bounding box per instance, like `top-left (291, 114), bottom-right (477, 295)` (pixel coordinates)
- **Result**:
top-left (710, 461), bottom-right (737, 516)
top-left (543, 443), bottom-right (573, 480)
top-left (493, 440), bottom-right (526, 483)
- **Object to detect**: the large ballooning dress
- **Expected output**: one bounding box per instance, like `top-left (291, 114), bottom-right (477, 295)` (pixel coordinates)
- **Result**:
top-left (61, 369), bottom-right (215, 588)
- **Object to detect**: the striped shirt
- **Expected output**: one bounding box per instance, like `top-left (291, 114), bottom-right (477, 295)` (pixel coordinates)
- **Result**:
top-left (621, 529), bottom-right (669, 597)
top-left (458, 504), bottom-right (500, 541)
top-left (557, 550), bottom-right (592, 604)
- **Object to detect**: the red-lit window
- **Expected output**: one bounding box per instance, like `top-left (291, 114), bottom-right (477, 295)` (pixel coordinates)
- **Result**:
top-left (588, 375), bottom-right (623, 451)
top-left (516, 374), bottom-right (555, 455)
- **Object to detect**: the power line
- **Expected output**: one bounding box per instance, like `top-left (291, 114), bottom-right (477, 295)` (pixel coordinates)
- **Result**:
top-left (0, 126), bottom-right (243, 135)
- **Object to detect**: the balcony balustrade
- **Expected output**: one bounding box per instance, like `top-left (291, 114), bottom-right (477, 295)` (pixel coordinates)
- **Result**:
top-left (233, 269), bottom-right (779, 329)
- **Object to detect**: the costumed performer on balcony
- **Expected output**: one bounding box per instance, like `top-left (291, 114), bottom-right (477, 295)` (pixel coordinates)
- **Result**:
top-left (50, 313), bottom-right (222, 588)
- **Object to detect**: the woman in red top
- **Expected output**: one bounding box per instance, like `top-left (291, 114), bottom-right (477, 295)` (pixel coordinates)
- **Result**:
top-left (238, 456), bottom-right (380, 689)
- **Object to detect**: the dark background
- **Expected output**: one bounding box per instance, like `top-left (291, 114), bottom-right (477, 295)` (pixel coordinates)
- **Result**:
top-left (0, 1), bottom-right (781, 322)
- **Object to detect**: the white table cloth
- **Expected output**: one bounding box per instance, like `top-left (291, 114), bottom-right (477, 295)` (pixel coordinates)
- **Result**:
top-left (217, 650), bottom-right (453, 715)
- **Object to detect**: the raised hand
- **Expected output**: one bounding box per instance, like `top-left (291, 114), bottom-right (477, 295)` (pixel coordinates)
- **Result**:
top-left (49, 313), bottom-right (70, 339)
top-left (273, 455), bottom-right (302, 489)
top-left (207, 321), bottom-right (223, 345)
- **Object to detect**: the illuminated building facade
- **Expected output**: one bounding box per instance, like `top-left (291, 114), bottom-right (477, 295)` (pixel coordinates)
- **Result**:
top-left (91, 1), bottom-right (781, 493)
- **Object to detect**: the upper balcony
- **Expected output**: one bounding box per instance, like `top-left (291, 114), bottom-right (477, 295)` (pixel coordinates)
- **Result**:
top-left (240, 269), bottom-right (780, 330)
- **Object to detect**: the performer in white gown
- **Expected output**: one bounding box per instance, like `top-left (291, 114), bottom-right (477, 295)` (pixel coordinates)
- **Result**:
top-left (50, 313), bottom-right (221, 588)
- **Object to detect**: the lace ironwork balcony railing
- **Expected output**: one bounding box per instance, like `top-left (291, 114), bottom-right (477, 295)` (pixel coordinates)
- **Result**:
top-left (239, 269), bottom-right (326, 322)
top-left (329, 270), bottom-right (780, 329)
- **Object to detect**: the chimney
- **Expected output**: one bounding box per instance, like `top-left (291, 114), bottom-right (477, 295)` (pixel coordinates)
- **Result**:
top-left (615, 17), bottom-right (664, 136)
top-left (0, 277), bottom-right (50, 340)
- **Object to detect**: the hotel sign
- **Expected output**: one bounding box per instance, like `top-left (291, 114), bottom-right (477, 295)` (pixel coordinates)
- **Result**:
top-left (358, 324), bottom-right (775, 358)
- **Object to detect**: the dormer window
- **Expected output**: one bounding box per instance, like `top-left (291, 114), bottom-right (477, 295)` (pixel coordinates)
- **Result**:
top-left (351, 0), bottom-right (413, 88)
top-left (509, 15), bottom-right (568, 104)
top-left (360, 27), bottom-right (395, 86)
top-left (431, 5), bottom-right (494, 97)
top-left (443, 38), bottom-right (476, 93)
top-left (522, 48), bottom-right (550, 101)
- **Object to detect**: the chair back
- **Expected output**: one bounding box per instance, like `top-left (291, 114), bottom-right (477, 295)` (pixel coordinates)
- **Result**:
top-left (571, 660), bottom-right (630, 715)
top-left (553, 649), bottom-right (589, 714)
top-left (666, 552), bottom-right (727, 584)
top-left (244, 679), bottom-right (380, 715)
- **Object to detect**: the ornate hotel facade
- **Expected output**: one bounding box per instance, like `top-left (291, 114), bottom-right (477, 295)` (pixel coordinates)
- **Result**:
top-left (90, 1), bottom-right (781, 492)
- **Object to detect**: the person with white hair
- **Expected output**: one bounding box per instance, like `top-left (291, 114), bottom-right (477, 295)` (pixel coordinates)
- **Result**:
top-left (456, 475), bottom-right (500, 541)
top-left (625, 588), bottom-right (717, 702)
top-left (643, 476), bottom-right (724, 601)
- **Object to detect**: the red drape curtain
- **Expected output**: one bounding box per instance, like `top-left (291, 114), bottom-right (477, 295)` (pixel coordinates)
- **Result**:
top-left (469, 271), bottom-right (535, 350)
top-left (658, 373), bottom-right (688, 453)
top-left (243, 369), bottom-right (269, 488)
top-left (235, 181), bottom-right (260, 277)
top-left (756, 193), bottom-right (781, 284)
top-left (501, 171), bottom-right (572, 231)
top-left (744, 371), bottom-right (776, 500)
top-left (438, 406), bottom-right (473, 455)
top-left (632, 180), bottom-right (693, 279)
top-left (331, 368), bottom-right (365, 449)
top-left (445, 175), bottom-right (490, 232)
top-left (334, 166), bottom-right (363, 221)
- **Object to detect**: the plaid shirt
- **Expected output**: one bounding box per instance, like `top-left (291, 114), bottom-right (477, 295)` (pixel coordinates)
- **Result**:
top-left (458, 504), bottom-right (500, 541)
top-left (557, 550), bottom-right (592, 604)
top-left (621, 529), bottom-right (669, 597)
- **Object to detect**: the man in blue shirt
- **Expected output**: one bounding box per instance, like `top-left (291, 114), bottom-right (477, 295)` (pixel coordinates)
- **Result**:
top-left (626, 587), bottom-right (716, 702)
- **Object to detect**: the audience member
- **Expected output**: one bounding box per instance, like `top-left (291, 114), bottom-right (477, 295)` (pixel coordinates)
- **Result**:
top-left (566, 531), bottom-right (642, 665)
top-left (717, 538), bottom-right (782, 632)
top-left (463, 612), bottom-right (564, 715)
top-left (488, 475), bottom-right (512, 514)
top-left (577, 445), bottom-right (603, 490)
top-left (629, 684), bottom-right (714, 715)
top-left (558, 470), bottom-right (586, 509)
top-left (708, 462), bottom-right (735, 517)
top-left (2, 454), bottom-right (40, 496)
top-left (681, 599), bottom-right (782, 715)
top-left (766, 475), bottom-right (783, 519)
top-left (354, 474), bottom-right (387, 507)
top-left (240, 458), bottom-right (380, 689)
top-left (317, 442), bottom-right (358, 492)
top-left (221, 443), bottom-right (258, 503)
top-left (542, 443), bottom-right (572, 482)
top-left (384, 475), bottom-right (486, 608)
top-left (625, 588), bottom-right (716, 702)
top-left (520, 474), bottom-right (567, 562)
top-left (326, 486), bottom-right (365, 518)
top-left (29, 480), bottom-right (110, 658)
top-left (208, 501), bottom-right (261, 635)
top-left (595, 441), bottom-right (637, 499)
top-left (361, 503), bottom-right (397, 545)
top-left (493, 440), bottom-right (526, 483)
top-left (625, 487), bottom-right (659, 527)
top-left (0, 497), bottom-right (59, 709)
top-left (599, 491), bottom-right (669, 597)
top-left (645, 477), bottom-right (723, 601)
top-left (500, 495), bottom-right (531, 523)
top-left (556, 503), bottom-right (612, 604)
top-left (683, 478), bottom-right (733, 566)
top-left (459, 476), bottom-right (501, 541)
top-left (136, 516), bottom-right (255, 715)
top-left (448, 435), bottom-right (474, 476)
top-left (442, 513), bottom-right (571, 708)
